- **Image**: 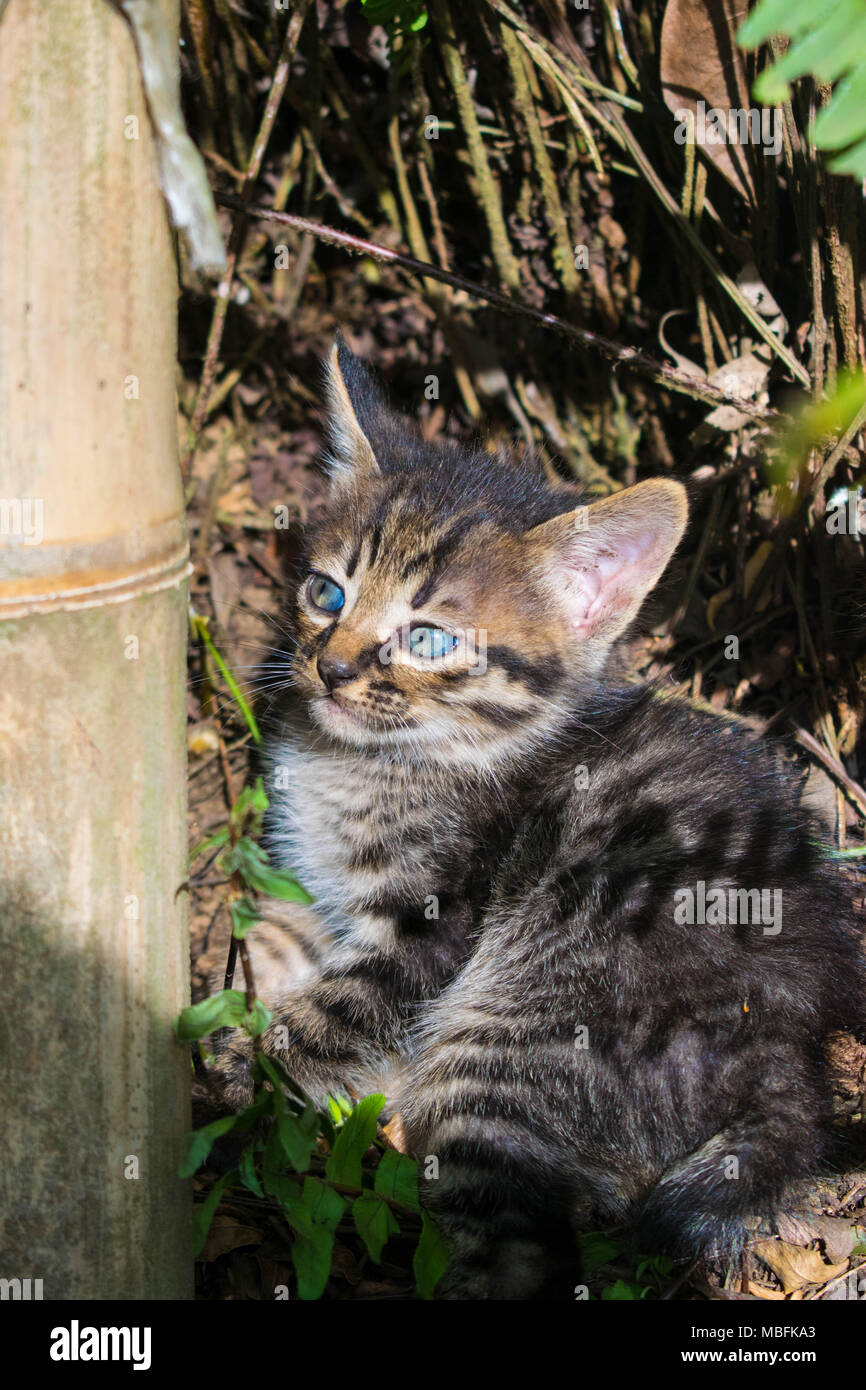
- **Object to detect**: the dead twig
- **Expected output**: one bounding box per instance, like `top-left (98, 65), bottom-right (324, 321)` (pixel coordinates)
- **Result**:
top-left (213, 192), bottom-right (780, 421)
top-left (792, 726), bottom-right (866, 821)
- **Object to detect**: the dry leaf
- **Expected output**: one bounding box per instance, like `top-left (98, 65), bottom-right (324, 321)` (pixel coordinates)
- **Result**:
top-left (382, 1111), bottom-right (408, 1153)
top-left (661, 0), bottom-right (756, 201)
top-left (188, 721), bottom-right (219, 756)
top-left (200, 1214), bottom-right (263, 1262)
top-left (748, 1280), bottom-right (786, 1300)
top-left (752, 1239), bottom-right (848, 1294)
top-left (776, 1212), bottom-right (862, 1265)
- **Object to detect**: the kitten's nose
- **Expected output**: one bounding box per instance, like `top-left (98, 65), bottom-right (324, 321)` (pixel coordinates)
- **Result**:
top-left (317, 651), bottom-right (361, 692)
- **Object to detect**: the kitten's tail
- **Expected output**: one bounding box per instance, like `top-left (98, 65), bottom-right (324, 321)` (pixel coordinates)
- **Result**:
top-left (633, 1113), bottom-right (823, 1258)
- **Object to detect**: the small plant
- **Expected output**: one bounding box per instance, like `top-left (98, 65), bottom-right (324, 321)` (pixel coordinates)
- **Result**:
top-left (360, 0), bottom-right (429, 71)
top-left (175, 1053), bottom-right (451, 1298)
top-left (738, 0), bottom-right (866, 180)
top-left (578, 1232), bottom-right (675, 1300)
top-left (763, 369), bottom-right (866, 507)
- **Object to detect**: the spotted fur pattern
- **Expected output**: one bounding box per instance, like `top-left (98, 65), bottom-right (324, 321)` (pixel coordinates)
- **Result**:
top-left (215, 336), bottom-right (866, 1299)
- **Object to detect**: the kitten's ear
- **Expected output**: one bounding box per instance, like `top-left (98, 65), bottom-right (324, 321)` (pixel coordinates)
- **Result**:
top-left (323, 333), bottom-right (384, 492)
top-left (527, 479), bottom-right (688, 646)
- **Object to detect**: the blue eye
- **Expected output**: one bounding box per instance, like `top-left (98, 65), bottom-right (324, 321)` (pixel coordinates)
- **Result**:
top-left (308, 574), bottom-right (345, 613)
top-left (409, 626), bottom-right (457, 659)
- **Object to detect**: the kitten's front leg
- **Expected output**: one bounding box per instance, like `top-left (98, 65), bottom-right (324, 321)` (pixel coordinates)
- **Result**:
top-left (214, 926), bottom-right (421, 1109)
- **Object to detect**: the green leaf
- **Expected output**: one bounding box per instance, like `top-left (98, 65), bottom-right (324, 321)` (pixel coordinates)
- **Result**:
top-left (751, 1), bottom-right (866, 93)
top-left (291, 1178), bottom-right (346, 1300)
top-left (737, 0), bottom-right (819, 48)
top-left (238, 1143), bottom-right (264, 1199)
top-left (230, 894), bottom-right (260, 940)
top-left (271, 1178), bottom-right (311, 1235)
top-left (352, 1191), bottom-right (400, 1263)
top-left (261, 1145), bottom-right (314, 1238)
top-left (413, 1211), bottom-right (451, 1299)
top-left (601, 1278), bottom-right (647, 1300)
top-left (179, 1114), bottom-right (238, 1178)
top-left (224, 835), bottom-right (314, 904)
top-left (192, 614), bottom-right (262, 745)
top-left (813, 64), bottom-right (866, 148)
top-left (189, 824), bottom-right (230, 862)
top-left (254, 1051), bottom-right (318, 1108)
top-left (258, 1056), bottom-right (317, 1171)
top-left (174, 989), bottom-right (249, 1041)
top-left (276, 1107), bottom-right (316, 1172)
top-left (230, 778), bottom-right (269, 832)
top-left (577, 1231), bottom-right (623, 1277)
top-left (191, 1170), bottom-right (237, 1257)
top-left (636, 1253), bottom-right (674, 1282)
top-left (246, 860), bottom-right (313, 904)
top-left (241, 998), bottom-right (272, 1038)
top-left (325, 1093), bottom-right (386, 1189)
top-left (738, 0), bottom-right (866, 183)
top-left (374, 1149), bottom-right (420, 1212)
top-left (827, 141), bottom-right (866, 176)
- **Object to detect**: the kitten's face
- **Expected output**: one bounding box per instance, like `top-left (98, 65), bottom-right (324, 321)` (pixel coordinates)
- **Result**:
top-left (283, 338), bottom-right (688, 767)
top-left (290, 495), bottom-right (568, 758)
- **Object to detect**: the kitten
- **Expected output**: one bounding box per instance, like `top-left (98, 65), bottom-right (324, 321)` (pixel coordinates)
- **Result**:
top-left (216, 334), bottom-right (866, 1299)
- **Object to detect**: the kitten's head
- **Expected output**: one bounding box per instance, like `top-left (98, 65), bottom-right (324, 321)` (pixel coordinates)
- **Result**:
top-left (283, 336), bottom-right (687, 768)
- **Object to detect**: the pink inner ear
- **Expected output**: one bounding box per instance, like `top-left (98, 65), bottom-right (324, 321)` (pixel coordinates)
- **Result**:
top-left (565, 535), bottom-right (659, 637)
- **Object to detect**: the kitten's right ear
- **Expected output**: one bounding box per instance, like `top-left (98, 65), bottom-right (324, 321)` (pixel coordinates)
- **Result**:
top-left (526, 478), bottom-right (688, 651)
top-left (323, 333), bottom-right (384, 493)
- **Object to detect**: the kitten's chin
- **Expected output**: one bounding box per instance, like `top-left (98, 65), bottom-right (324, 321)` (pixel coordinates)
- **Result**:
top-left (308, 695), bottom-right (407, 748)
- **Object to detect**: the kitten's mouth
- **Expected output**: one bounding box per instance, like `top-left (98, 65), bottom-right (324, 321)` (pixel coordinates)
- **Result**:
top-left (325, 694), bottom-right (364, 723)
top-left (311, 692), bottom-right (414, 741)
top-left (313, 693), bottom-right (374, 735)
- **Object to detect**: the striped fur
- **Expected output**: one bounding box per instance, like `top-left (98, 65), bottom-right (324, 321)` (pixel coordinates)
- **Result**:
top-left (215, 338), bottom-right (866, 1299)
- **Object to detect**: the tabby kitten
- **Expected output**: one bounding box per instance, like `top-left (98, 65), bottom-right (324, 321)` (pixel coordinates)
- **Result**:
top-left (218, 335), bottom-right (866, 1299)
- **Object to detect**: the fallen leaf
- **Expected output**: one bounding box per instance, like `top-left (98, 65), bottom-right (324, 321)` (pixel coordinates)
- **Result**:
top-left (752, 1239), bottom-right (848, 1294)
top-left (776, 1212), bottom-right (862, 1264)
top-left (748, 1280), bottom-right (786, 1299)
top-left (382, 1112), bottom-right (408, 1153)
top-left (200, 1214), bottom-right (263, 1263)
top-left (661, 0), bottom-right (756, 201)
top-left (188, 721), bottom-right (220, 756)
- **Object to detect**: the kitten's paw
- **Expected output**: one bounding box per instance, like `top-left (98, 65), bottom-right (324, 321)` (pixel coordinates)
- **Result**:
top-left (431, 1225), bottom-right (578, 1301)
top-left (209, 1037), bottom-right (257, 1110)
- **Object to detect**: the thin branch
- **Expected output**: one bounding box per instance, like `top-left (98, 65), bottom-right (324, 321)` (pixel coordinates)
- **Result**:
top-left (214, 192), bottom-right (779, 421)
top-left (793, 725), bottom-right (866, 820)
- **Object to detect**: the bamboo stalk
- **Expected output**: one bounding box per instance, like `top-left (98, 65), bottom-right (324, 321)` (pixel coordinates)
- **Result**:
top-left (0, 0), bottom-right (192, 1299)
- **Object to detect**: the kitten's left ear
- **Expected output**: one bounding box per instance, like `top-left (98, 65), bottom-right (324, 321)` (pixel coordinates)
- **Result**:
top-left (323, 333), bottom-right (386, 492)
top-left (527, 479), bottom-right (688, 646)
